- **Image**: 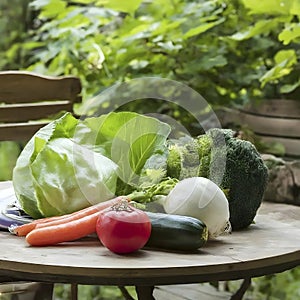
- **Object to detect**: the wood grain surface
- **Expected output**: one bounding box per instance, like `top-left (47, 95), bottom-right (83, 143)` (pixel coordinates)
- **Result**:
top-left (218, 102), bottom-right (300, 157)
top-left (0, 71), bottom-right (81, 103)
top-left (0, 181), bottom-right (299, 286)
top-left (0, 71), bottom-right (81, 141)
top-left (243, 99), bottom-right (300, 119)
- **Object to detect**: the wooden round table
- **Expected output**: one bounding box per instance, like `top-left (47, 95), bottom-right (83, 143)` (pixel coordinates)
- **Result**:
top-left (0, 181), bottom-right (299, 299)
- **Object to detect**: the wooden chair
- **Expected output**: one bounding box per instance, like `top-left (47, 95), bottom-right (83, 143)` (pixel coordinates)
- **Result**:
top-left (0, 71), bottom-right (82, 141)
top-left (0, 70), bottom-right (82, 299)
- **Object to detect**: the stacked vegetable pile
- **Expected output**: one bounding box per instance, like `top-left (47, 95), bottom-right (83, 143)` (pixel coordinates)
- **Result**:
top-left (11, 112), bottom-right (268, 253)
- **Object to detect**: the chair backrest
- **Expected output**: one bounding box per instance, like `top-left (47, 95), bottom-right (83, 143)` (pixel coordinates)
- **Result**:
top-left (0, 71), bottom-right (82, 141)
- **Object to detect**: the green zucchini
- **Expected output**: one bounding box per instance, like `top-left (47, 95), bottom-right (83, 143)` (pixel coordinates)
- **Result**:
top-left (145, 212), bottom-right (208, 251)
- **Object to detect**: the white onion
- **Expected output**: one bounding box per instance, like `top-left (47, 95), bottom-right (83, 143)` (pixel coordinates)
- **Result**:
top-left (163, 177), bottom-right (231, 238)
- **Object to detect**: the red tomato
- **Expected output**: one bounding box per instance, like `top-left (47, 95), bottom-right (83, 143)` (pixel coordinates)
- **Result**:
top-left (96, 199), bottom-right (151, 254)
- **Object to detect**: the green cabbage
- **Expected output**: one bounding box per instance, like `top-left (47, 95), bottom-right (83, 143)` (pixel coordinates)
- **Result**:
top-left (12, 112), bottom-right (171, 218)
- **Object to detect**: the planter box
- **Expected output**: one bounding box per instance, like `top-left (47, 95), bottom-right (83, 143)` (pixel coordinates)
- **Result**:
top-left (220, 99), bottom-right (300, 158)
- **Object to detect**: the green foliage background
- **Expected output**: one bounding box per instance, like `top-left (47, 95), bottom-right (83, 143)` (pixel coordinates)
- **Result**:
top-left (2, 0), bottom-right (300, 105)
top-left (0, 0), bottom-right (299, 299)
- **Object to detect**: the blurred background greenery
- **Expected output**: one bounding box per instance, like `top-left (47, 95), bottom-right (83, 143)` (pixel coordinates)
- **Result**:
top-left (0, 0), bottom-right (299, 299)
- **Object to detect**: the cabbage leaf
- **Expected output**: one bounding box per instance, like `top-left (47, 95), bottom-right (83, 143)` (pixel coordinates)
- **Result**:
top-left (12, 112), bottom-right (171, 217)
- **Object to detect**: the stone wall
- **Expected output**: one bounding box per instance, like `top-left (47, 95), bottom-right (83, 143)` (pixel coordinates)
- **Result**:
top-left (262, 154), bottom-right (300, 206)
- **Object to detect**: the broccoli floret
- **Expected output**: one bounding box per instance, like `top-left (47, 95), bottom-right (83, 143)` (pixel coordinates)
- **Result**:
top-left (166, 144), bottom-right (182, 179)
top-left (138, 153), bottom-right (168, 188)
top-left (167, 137), bottom-right (200, 180)
top-left (166, 128), bottom-right (268, 231)
top-left (196, 134), bottom-right (212, 179)
top-left (196, 130), bottom-right (228, 185)
top-left (128, 177), bottom-right (179, 204)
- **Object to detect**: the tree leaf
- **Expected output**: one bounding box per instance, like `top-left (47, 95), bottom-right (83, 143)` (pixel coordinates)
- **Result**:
top-left (242, 0), bottom-right (293, 15)
top-left (230, 19), bottom-right (278, 41)
top-left (96, 0), bottom-right (143, 15)
top-left (183, 17), bottom-right (225, 39)
top-left (260, 49), bottom-right (297, 86)
top-left (72, 0), bottom-right (95, 4)
top-left (279, 24), bottom-right (300, 45)
top-left (30, 0), bottom-right (50, 9)
top-left (291, 0), bottom-right (300, 15)
top-left (156, 41), bottom-right (182, 52)
top-left (0, 142), bottom-right (20, 180)
top-left (280, 80), bottom-right (300, 93)
top-left (274, 49), bottom-right (297, 65)
top-left (38, 0), bottom-right (67, 19)
top-left (201, 55), bottom-right (227, 70)
top-left (128, 59), bottom-right (149, 70)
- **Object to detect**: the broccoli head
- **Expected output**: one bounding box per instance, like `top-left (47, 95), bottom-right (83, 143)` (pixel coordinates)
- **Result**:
top-left (207, 129), bottom-right (268, 230)
top-left (167, 128), bottom-right (268, 230)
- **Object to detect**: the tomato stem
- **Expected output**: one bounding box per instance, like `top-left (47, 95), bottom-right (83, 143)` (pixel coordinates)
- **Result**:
top-left (111, 199), bottom-right (134, 212)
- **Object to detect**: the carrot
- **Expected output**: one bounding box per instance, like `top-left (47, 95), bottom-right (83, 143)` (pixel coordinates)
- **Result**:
top-left (35, 197), bottom-right (125, 229)
top-left (13, 222), bottom-right (36, 236)
top-left (13, 215), bottom-right (72, 237)
top-left (14, 196), bottom-right (128, 237)
top-left (26, 211), bottom-right (101, 246)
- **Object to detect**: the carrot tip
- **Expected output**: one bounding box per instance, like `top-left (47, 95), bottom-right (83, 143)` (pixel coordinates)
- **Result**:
top-left (8, 224), bottom-right (18, 235)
